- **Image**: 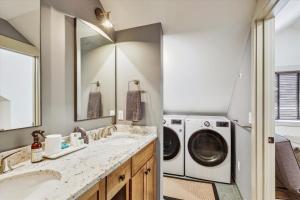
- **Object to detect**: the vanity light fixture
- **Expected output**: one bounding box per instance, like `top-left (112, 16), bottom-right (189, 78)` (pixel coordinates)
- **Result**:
top-left (95, 7), bottom-right (113, 28)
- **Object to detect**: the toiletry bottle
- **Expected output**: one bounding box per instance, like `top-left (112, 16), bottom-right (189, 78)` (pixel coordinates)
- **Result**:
top-left (31, 130), bottom-right (45, 163)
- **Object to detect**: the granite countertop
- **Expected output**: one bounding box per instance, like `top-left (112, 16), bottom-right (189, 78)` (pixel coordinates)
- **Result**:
top-left (0, 126), bottom-right (157, 200)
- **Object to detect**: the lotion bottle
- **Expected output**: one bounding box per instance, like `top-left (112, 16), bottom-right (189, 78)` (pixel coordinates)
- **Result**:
top-left (31, 130), bottom-right (45, 163)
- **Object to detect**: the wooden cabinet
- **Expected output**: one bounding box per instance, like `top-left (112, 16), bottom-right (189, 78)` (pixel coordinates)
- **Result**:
top-left (79, 179), bottom-right (106, 200)
top-left (131, 156), bottom-right (156, 200)
top-left (146, 157), bottom-right (156, 200)
top-left (132, 142), bottom-right (155, 175)
top-left (79, 141), bottom-right (156, 200)
top-left (107, 160), bottom-right (131, 200)
top-left (131, 141), bottom-right (156, 200)
top-left (131, 164), bottom-right (147, 200)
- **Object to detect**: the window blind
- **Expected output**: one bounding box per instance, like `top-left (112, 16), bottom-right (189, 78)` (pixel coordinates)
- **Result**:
top-left (276, 72), bottom-right (300, 120)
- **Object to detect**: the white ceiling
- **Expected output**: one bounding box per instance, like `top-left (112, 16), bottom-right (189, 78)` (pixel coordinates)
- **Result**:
top-left (100, 0), bottom-right (255, 34)
top-left (100, 0), bottom-right (256, 114)
top-left (275, 0), bottom-right (300, 32)
top-left (0, 0), bottom-right (39, 20)
top-left (0, 0), bottom-right (40, 46)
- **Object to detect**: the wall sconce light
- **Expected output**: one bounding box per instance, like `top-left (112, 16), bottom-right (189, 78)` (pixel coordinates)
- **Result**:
top-left (95, 7), bottom-right (113, 28)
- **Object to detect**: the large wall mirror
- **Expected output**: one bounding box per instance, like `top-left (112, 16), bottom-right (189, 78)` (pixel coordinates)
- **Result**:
top-left (75, 19), bottom-right (115, 121)
top-left (0, 0), bottom-right (41, 131)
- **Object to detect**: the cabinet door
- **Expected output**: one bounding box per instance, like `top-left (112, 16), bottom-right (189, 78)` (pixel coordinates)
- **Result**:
top-left (131, 164), bottom-right (147, 200)
top-left (79, 179), bottom-right (106, 200)
top-left (146, 156), bottom-right (156, 200)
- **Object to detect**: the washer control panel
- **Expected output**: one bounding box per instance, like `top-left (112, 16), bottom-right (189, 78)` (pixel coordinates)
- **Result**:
top-left (203, 121), bottom-right (210, 127)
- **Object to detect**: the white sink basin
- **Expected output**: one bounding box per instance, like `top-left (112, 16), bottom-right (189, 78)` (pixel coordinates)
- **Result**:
top-left (108, 132), bottom-right (140, 145)
top-left (0, 170), bottom-right (61, 200)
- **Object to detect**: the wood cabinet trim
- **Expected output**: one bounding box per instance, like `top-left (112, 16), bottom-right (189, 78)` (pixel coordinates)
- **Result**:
top-left (132, 141), bottom-right (155, 176)
top-left (78, 179), bottom-right (106, 200)
top-left (107, 159), bottom-right (131, 199)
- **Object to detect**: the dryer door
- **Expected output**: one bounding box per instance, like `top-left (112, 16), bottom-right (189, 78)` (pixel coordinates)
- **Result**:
top-left (188, 129), bottom-right (228, 167)
top-left (164, 127), bottom-right (181, 161)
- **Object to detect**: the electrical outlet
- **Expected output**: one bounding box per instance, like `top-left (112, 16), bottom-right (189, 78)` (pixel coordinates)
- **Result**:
top-left (248, 112), bottom-right (252, 124)
top-left (237, 161), bottom-right (241, 171)
top-left (239, 73), bottom-right (243, 79)
top-left (110, 110), bottom-right (115, 116)
top-left (118, 110), bottom-right (124, 120)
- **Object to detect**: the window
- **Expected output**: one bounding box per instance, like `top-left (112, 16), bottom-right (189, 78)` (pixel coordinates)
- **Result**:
top-left (275, 72), bottom-right (300, 120)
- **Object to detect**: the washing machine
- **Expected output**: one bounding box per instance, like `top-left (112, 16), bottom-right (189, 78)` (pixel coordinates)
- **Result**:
top-left (163, 115), bottom-right (185, 176)
top-left (185, 116), bottom-right (231, 183)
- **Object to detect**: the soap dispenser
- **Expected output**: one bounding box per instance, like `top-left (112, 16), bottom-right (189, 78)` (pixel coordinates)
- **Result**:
top-left (31, 130), bottom-right (45, 163)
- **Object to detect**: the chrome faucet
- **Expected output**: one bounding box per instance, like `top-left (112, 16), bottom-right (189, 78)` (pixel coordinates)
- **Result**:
top-left (0, 150), bottom-right (22, 174)
top-left (106, 125), bottom-right (117, 136)
top-left (100, 125), bottom-right (117, 138)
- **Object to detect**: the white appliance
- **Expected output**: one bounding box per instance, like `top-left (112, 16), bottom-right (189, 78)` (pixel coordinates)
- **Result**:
top-left (185, 116), bottom-right (231, 183)
top-left (163, 115), bottom-right (185, 176)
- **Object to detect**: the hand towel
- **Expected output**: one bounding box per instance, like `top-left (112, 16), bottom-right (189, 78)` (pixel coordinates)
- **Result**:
top-left (126, 90), bottom-right (143, 122)
top-left (87, 91), bottom-right (102, 119)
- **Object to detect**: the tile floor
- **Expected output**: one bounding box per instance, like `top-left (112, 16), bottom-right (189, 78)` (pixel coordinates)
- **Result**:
top-left (215, 183), bottom-right (243, 200)
top-left (163, 174), bottom-right (243, 200)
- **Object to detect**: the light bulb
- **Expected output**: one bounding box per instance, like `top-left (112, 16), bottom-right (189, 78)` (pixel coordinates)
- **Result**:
top-left (102, 19), bottom-right (113, 28)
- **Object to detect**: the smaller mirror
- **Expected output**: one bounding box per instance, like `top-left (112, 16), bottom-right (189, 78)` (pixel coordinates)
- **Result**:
top-left (75, 19), bottom-right (115, 121)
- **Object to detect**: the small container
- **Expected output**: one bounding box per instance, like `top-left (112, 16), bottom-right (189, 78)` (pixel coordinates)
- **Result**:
top-left (31, 130), bottom-right (45, 163)
top-left (45, 134), bottom-right (62, 156)
top-left (79, 139), bottom-right (84, 145)
top-left (70, 132), bottom-right (81, 147)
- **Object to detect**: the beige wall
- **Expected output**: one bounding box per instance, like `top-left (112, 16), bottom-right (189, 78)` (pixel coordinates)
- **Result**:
top-left (115, 23), bottom-right (163, 199)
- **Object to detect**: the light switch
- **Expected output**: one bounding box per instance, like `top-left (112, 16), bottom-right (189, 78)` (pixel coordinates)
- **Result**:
top-left (118, 110), bottom-right (124, 120)
top-left (237, 161), bottom-right (241, 171)
top-left (248, 112), bottom-right (252, 124)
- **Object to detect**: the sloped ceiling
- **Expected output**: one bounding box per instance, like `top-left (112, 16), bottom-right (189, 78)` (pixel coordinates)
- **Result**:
top-left (0, 0), bottom-right (40, 47)
top-left (100, 0), bottom-right (256, 114)
top-left (276, 0), bottom-right (300, 32)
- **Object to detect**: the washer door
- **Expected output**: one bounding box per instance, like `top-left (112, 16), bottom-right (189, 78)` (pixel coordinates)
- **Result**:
top-left (164, 127), bottom-right (180, 161)
top-left (188, 129), bottom-right (228, 167)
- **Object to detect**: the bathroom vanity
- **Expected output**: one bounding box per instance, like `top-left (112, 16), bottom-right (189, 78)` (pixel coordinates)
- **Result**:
top-left (80, 141), bottom-right (156, 200)
top-left (0, 127), bottom-right (157, 200)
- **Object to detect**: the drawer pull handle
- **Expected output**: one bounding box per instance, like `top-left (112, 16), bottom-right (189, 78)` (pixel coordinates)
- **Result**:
top-left (119, 174), bottom-right (126, 182)
top-left (145, 168), bottom-right (151, 175)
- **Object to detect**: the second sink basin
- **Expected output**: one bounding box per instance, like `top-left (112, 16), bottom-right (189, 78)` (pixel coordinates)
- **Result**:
top-left (107, 132), bottom-right (141, 145)
top-left (0, 169), bottom-right (61, 200)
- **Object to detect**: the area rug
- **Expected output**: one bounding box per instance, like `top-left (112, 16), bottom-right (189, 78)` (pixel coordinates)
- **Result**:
top-left (163, 176), bottom-right (219, 200)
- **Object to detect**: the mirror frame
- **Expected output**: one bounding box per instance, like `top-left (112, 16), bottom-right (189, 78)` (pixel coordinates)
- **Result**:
top-left (74, 18), bottom-right (116, 122)
top-left (0, 1), bottom-right (41, 132)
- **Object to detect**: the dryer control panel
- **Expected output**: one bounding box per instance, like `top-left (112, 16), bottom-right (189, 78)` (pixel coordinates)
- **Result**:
top-left (171, 119), bottom-right (182, 125)
top-left (216, 121), bottom-right (229, 127)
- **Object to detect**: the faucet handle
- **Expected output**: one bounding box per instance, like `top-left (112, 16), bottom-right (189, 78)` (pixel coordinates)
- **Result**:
top-left (0, 150), bottom-right (22, 173)
top-left (1, 150), bottom-right (22, 161)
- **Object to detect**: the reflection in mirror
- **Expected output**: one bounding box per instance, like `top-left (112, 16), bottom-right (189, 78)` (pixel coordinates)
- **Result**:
top-left (75, 19), bottom-right (115, 121)
top-left (0, 0), bottom-right (41, 131)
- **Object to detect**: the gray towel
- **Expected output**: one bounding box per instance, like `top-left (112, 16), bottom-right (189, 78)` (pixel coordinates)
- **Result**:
top-left (126, 90), bottom-right (143, 122)
top-left (87, 91), bottom-right (102, 119)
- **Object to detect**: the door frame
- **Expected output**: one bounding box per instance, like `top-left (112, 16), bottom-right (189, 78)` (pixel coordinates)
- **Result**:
top-left (251, 1), bottom-right (289, 199)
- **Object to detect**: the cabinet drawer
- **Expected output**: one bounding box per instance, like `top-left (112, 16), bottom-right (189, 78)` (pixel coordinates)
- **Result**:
top-left (79, 179), bottom-right (106, 200)
top-left (132, 141), bottom-right (155, 176)
top-left (107, 159), bottom-right (131, 199)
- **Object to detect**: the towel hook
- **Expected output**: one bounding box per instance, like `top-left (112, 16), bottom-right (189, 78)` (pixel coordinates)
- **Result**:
top-left (128, 80), bottom-right (140, 91)
top-left (90, 81), bottom-right (101, 87)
